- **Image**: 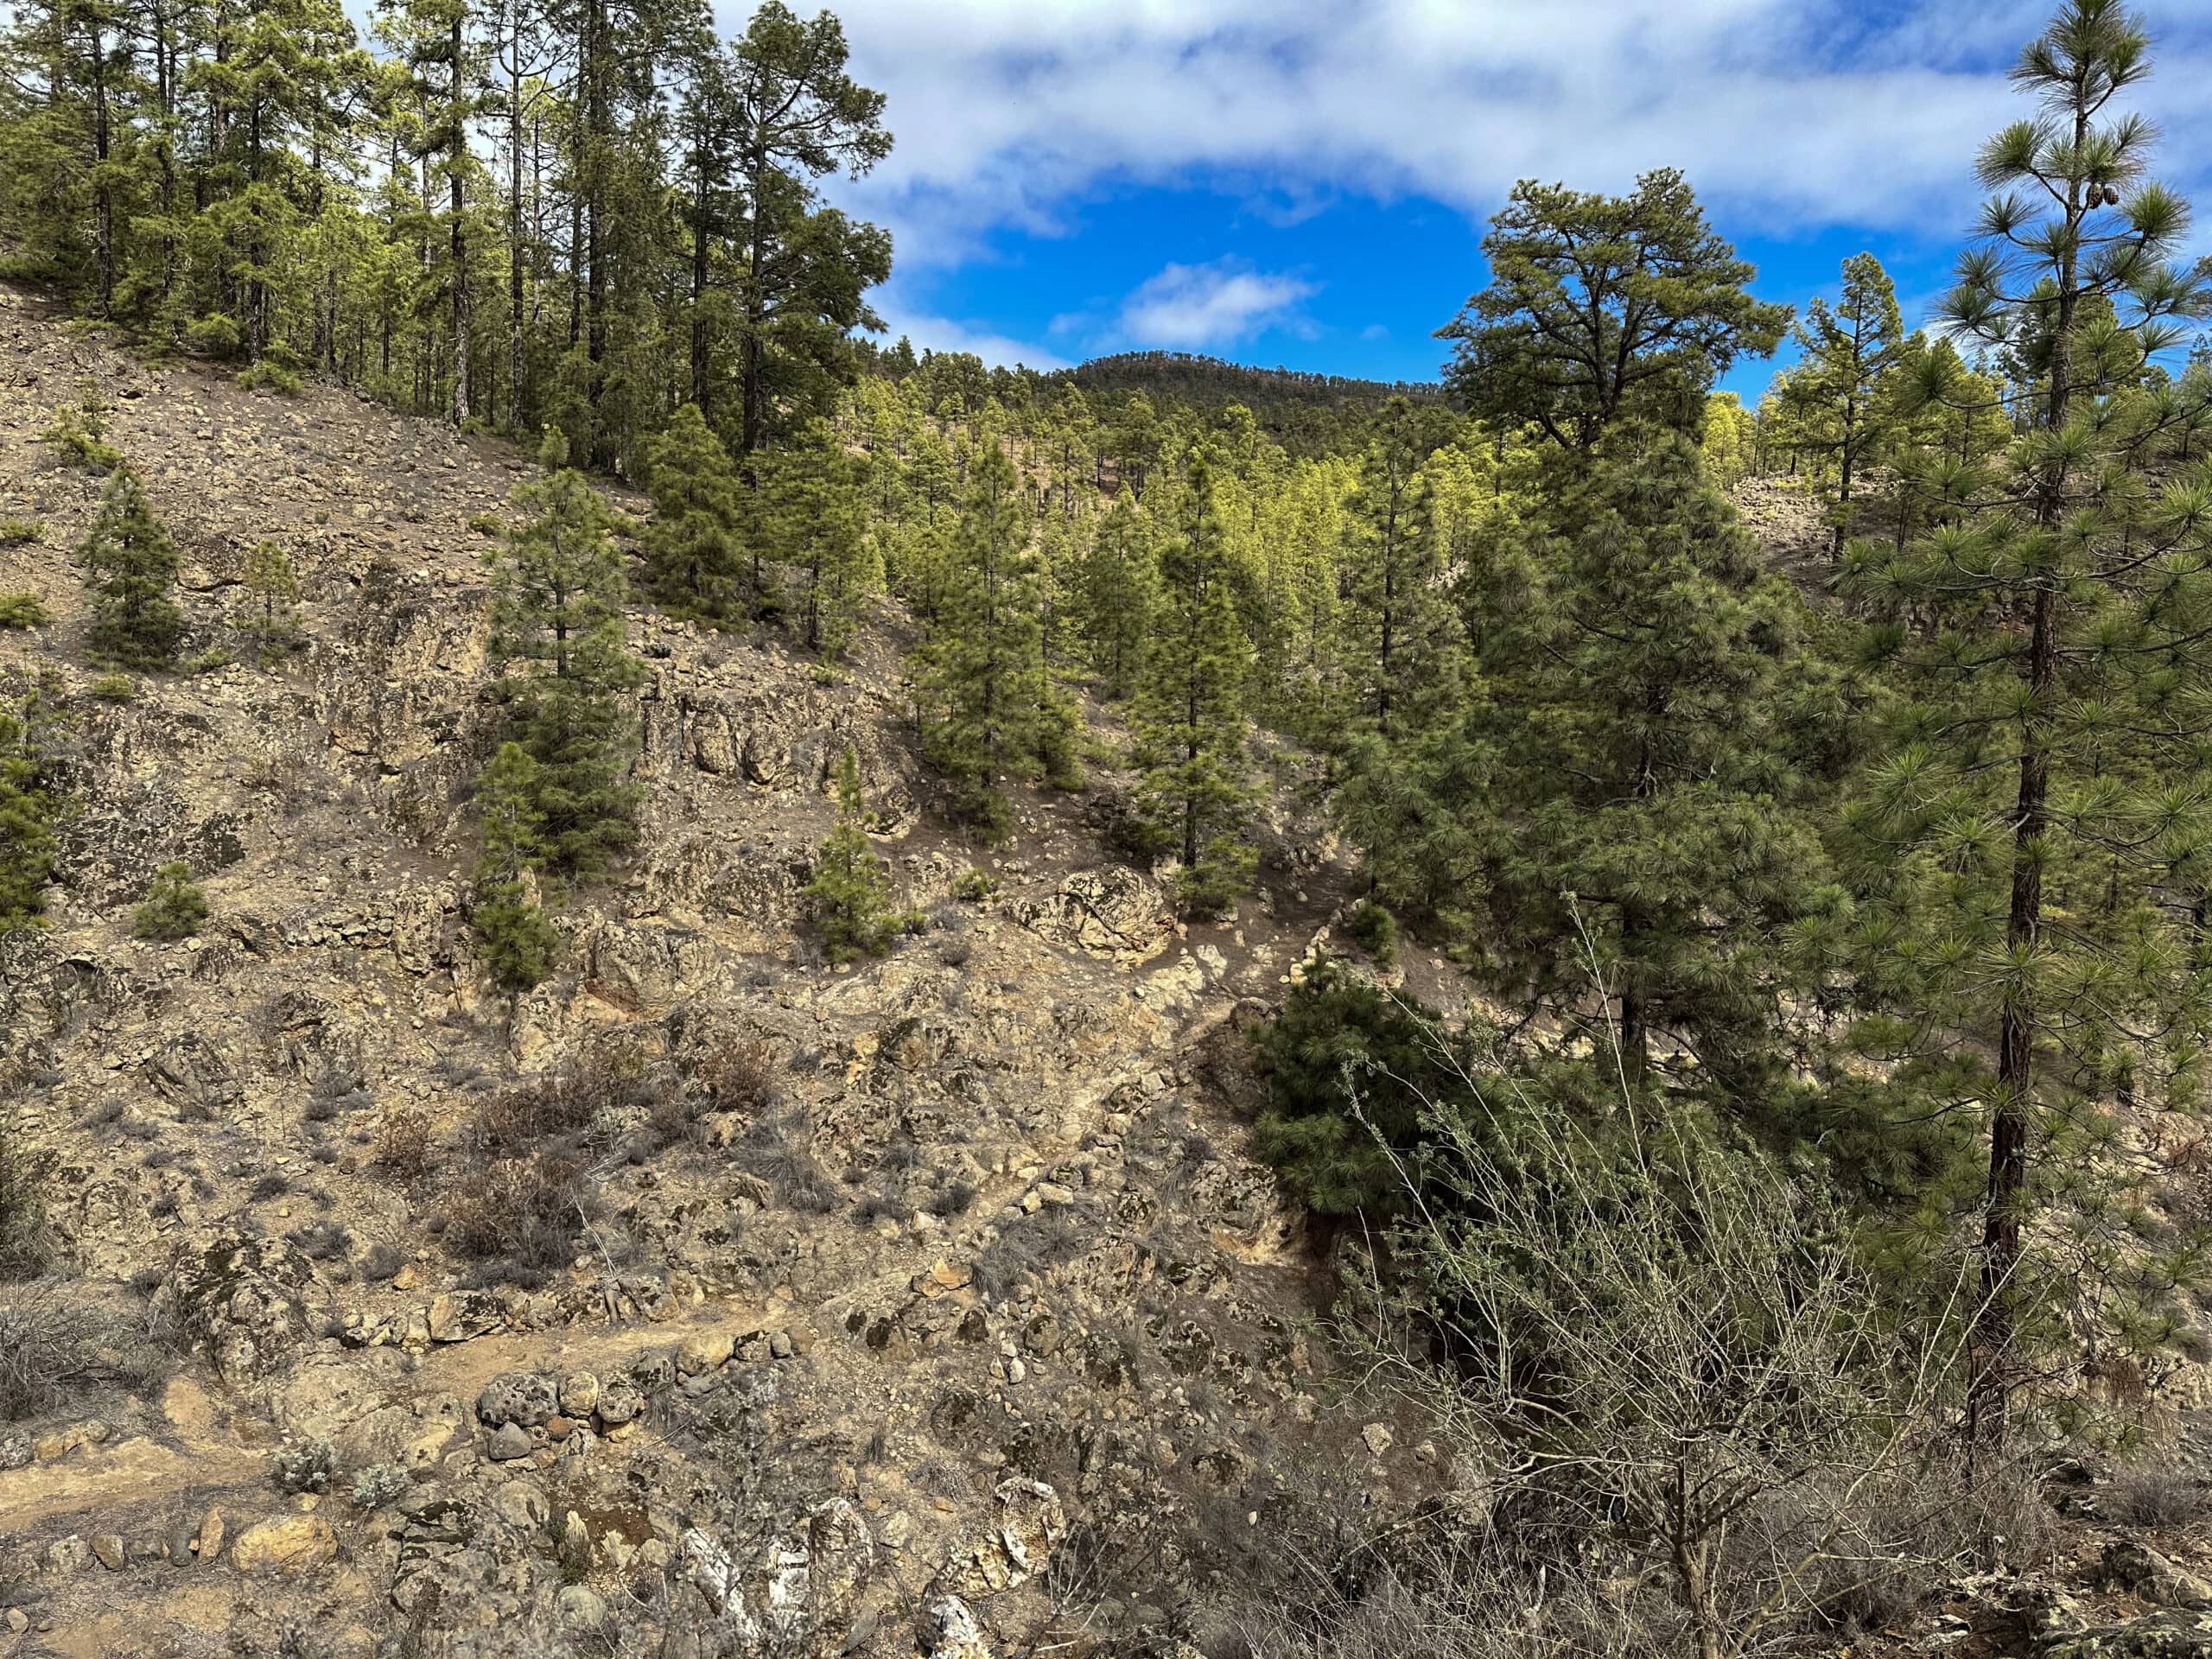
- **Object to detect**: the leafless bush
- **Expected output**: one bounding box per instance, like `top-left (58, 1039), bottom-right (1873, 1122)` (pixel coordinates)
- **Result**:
top-left (0, 1286), bottom-right (177, 1421)
top-left (376, 1106), bottom-right (435, 1181)
top-left (2108, 1460), bottom-right (2202, 1529)
top-left (441, 1154), bottom-right (591, 1284)
top-left (1336, 1007), bottom-right (1980, 1659)
top-left (689, 1038), bottom-right (778, 1116)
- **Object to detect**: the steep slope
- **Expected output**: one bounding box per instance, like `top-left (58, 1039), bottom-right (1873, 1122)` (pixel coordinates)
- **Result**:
top-left (0, 284), bottom-right (1427, 1659)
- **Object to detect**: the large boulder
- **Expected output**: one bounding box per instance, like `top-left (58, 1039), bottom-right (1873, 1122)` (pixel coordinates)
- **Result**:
top-left (160, 1236), bottom-right (324, 1388)
top-left (1013, 868), bottom-right (1173, 964)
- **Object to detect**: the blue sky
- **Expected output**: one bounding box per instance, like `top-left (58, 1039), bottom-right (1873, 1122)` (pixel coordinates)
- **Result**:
top-left (759, 0), bottom-right (2212, 398)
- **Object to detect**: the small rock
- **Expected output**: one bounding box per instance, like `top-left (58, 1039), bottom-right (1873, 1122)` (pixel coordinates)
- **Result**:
top-left (91, 1535), bottom-right (125, 1571)
top-left (544, 1414), bottom-right (575, 1442)
top-left (557, 1372), bottom-right (601, 1417)
top-left (1361, 1423), bottom-right (1394, 1457)
top-left (46, 1536), bottom-right (92, 1575)
top-left (769, 1330), bottom-right (793, 1360)
top-left (487, 1422), bottom-right (534, 1461)
top-left (196, 1507), bottom-right (226, 1560)
top-left (231, 1515), bottom-right (339, 1573)
top-left (555, 1584), bottom-right (607, 1630)
top-left (6, 1608), bottom-right (27, 1634)
top-left (677, 1331), bottom-right (734, 1375)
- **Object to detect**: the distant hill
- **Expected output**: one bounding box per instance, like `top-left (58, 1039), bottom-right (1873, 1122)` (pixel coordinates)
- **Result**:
top-left (1061, 350), bottom-right (1444, 413)
top-left (1059, 351), bottom-right (1447, 455)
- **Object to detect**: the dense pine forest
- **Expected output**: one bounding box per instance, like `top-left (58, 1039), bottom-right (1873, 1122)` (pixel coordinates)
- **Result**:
top-left (9, 0), bottom-right (2212, 1654)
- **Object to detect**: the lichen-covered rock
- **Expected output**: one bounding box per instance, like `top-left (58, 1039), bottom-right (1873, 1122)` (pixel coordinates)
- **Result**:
top-left (933, 1478), bottom-right (1068, 1599)
top-left (2039, 1612), bottom-right (2212, 1657)
top-left (160, 1236), bottom-right (322, 1387)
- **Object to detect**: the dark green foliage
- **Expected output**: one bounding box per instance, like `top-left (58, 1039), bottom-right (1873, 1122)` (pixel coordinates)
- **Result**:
top-left (0, 521), bottom-right (46, 546)
top-left (765, 418), bottom-right (874, 655)
top-left (804, 747), bottom-right (898, 964)
top-left (0, 594), bottom-right (49, 629)
top-left (1129, 454), bottom-right (1255, 915)
top-left (1335, 397), bottom-right (1462, 742)
top-left (76, 466), bottom-right (183, 669)
top-left (1249, 957), bottom-right (1476, 1218)
top-left (470, 741), bottom-right (561, 995)
top-left (0, 701), bottom-right (57, 934)
top-left (1075, 487), bottom-right (1156, 701)
top-left (132, 861), bottom-right (208, 939)
top-left (1344, 899), bottom-right (1397, 965)
top-left (641, 403), bottom-right (748, 621)
top-left (1441, 170), bottom-right (1792, 449)
top-left (486, 434), bottom-right (643, 879)
top-left (88, 673), bottom-right (134, 702)
top-left (920, 436), bottom-right (1065, 834)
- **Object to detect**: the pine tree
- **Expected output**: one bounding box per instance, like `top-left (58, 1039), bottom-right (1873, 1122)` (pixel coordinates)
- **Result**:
top-left (1076, 486), bottom-right (1156, 700)
top-left (766, 417), bottom-right (874, 656)
top-left (234, 539), bottom-right (304, 661)
top-left (640, 402), bottom-right (747, 621)
top-left (469, 739), bottom-right (561, 992)
top-left (486, 431), bottom-right (642, 877)
top-left (77, 464), bottom-right (183, 669)
top-left (1441, 171), bottom-right (1792, 449)
top-left (1336, 399), bottom-right (1460, 743)
top-left (1834, 0), bottom-right (2212, 1433)
top-left (0, 699), bottom-right (58, 934)
top-left (133, 861), bottom-right (209, 939)
top-left (1130, 454), bottom-right (1255, 916)
top-left (1783, 252), bottom-right (1906, 557)
top-left (1382, 425), bottom-right (1839, 1091)
top-left (803, 746), bottom-right (898, 964)
top-left (921, 435), bottom-right (1050, 835)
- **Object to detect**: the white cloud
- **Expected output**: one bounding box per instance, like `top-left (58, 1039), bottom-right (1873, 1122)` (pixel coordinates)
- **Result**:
top-left (775, 0), bottom-right (2212, 270)
top-left (1113, 260), bottom-right (1316, 349)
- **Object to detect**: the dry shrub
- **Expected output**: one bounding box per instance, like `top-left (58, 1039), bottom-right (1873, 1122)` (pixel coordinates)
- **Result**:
top-left (2108, 1460), bottom-right (2202, 1529)
top-left (441, 1154), bottom-right (589, 1282)
top-left (376, 1107), bottom-right (435, 1181)
top-left (0, 1286), bottom-right (178, 1421)
top-left (0, 1120), bottom-right (54, 1282)
top-left (690, 1038), bottom-right (777, 1116)
top-left (472, 1035), bottom-right (654, 1156)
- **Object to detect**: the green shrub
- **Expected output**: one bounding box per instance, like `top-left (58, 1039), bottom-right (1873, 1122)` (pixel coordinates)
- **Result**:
top-left (472, 879), bottom-right (561, 994)
top-left (1249, 956), bottom-right (1485, 1218)
top-left (187, 647), bottom-right (236, 674)
top-left (1345, 899), bottom-right (1398, 965)
top-left (132, 861), bottom-right (208, 940)
top-left (89, 673), bottom-right (135, 702)
top-left (467, 513), bottom-right (505, 537)
top-left (40, 389), bottom-right (121, 473)
top-left (804, 748), bottom-right (899, 965)
top-left (236, 360), bottom-right (303, 396)
top-left (0, 593), bottom-right (49, 629)
top-left (0, 520), bottom-right (42, 546)
top-left (183, 312), bottom-right (243, 359)
top-left (951, 867), bottom-right (999, 902)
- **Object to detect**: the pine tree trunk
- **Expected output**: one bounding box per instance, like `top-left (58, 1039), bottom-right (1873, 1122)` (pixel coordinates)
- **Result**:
top-left (450, 13), bottom-right (472, 428)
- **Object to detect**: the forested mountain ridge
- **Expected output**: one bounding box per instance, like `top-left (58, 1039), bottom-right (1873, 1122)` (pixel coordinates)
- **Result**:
top-left (9, 0), bottom-right (2212, 1656)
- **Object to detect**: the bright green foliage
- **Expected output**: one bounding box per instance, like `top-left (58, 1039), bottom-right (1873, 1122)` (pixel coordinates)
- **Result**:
top-left (0, 701), bottom-right (58, 933)
top-left (1344, 899), bottom-right (1397, 966)
top-left (39, 387), bottom-right (121, 472)
top-left (920, 436), bottom-right (1059, 834)
top-left (1130, 454), bottom-right (1255, 915)
top-left (486, 433), bottom-right (642, 878)
top-left (804, 747), bottom-right (898, 964)
top-left (132, 861), bottom-right (208, 939)
top-left (0, 521), bottom-right (42, 546)
top-left (1073, 487), bottom-right (1156, 700)
top-left (76, 465), bottom-right (183, 669)
top-left (0, 594), bottom-right (50, 629)
top-left (469, 740), bottom-right (561, 994)
top-left (641, 404), bottom-right (748, 622)
top-left (1831, 0), bottom-right (2212, 1426)
top-left (1783, 253), bottom-right (1907, 557)
top-left (233, 540), bottom-right (303, 661)
top-left (1699, 392), bottom-right (1757, 487)
top-left (1440, 170), bottom-right (1792, 450)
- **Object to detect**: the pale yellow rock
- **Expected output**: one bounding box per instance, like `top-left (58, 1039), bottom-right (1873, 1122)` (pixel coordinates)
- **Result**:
top-left (231, 1515), bottom-right (339, 1573)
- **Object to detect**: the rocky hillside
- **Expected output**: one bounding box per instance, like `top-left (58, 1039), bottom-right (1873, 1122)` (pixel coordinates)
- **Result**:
top-left (10, 284), bottom-right (2212, 1659)
top-left (0, 283), bottom-right (1441, 1658)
